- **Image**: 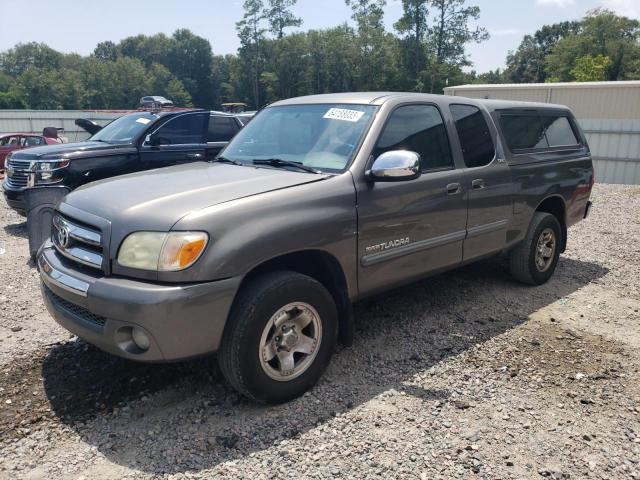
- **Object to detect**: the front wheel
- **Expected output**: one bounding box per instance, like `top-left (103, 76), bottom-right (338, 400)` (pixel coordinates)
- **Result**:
top-left (218, 271), bottom-right (338, 404)
top-left (509, 212), bottom-right (562, 285)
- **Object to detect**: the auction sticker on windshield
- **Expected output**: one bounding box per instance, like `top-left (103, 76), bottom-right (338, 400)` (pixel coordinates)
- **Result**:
top-left (323, 108), bottom-right (365, 122)
top-left (136, 118), bottom-right (152, 125)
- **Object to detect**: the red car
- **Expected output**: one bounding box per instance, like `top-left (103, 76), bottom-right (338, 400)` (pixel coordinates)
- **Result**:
top-left (0, 133), bottom-right (61, 177)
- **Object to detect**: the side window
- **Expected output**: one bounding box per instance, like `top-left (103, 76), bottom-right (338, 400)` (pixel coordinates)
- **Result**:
top-left (500, 113), bottom-right (580, 151)
top-left (373, 104), bottom-right (453, 171)
top-left (450, 104), bottom-right (496, 168)
top-left (154, 113), bottom-right (206, 145)
top-left (0, 136), bottom-right (19, 147)
top-left (540, 116), bottom-right (579, 147)
top-left (500, 114), bottom-right (547, 150)
top-left (22, 136), bottom-right (44, 147)
top-left (207, 116), bottom-right (239, 142)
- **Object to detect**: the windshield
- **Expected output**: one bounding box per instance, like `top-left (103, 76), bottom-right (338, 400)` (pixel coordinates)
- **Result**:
top-left (90, 112), bottom-right (158, 144)
top-left (221, 104), bottom-right (377, 173)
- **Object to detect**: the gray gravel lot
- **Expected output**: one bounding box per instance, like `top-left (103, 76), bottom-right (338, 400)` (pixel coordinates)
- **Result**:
top-left (1, 183), bottom-right (639, 479)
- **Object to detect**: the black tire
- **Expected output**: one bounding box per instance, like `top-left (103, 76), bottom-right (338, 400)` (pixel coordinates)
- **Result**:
top-left (509, 212), bottom-right (562, 285)
top-left (218, 271), bottom-right (338, 404)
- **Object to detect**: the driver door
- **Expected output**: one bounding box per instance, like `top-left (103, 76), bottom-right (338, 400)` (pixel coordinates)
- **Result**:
top-left (356, 104), bottom-right (468, 296)
top-left (139, 112), bottom-right (208, 169)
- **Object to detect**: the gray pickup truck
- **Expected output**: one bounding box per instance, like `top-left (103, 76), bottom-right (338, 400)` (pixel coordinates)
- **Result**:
top-left (37, 92), bottom-right (594, 403)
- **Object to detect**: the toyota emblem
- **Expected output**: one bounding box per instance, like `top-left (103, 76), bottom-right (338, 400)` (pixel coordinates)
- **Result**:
top-left (57, 225), bottom-right (70, 248)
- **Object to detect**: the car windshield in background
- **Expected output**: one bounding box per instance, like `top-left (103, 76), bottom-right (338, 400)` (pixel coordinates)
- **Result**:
top-left (221, 104), bottom-right (377, 173)
top-left (89, 112), bottom-right (157, 144)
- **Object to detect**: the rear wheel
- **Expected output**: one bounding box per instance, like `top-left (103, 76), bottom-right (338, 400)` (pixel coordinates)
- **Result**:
top-left (509, 212), bottom-right (562, 285)
top-left (218, 271), bottom-right (338, 404)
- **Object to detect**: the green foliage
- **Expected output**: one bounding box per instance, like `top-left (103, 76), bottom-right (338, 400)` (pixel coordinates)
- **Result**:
top-left (0, 1), bottom-right (494, 110)
top-left (570, 54), bottom-right (612, 82)
top-left (0, 42), bottom-right (63, 76)
top-left (505, 21), bottom-right (581, 83)
top-left (93, 41), bottom-right (119, 61)
top-left (264, 0), bottom-right (302, 38)
top-left (237, 0), bottom-right (267, 107)
top-left (545, 9), bottom-right (640, 82)
top-left (394, 0), bottom-right (429, 87)
top-left (507, 9), bottom-right (640, 84)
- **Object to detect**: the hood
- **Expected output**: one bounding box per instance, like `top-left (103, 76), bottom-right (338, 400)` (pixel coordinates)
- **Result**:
top-left (61, 162), bottom-right (329, 234)
top-left (9, 141), bottom-right (132, 160)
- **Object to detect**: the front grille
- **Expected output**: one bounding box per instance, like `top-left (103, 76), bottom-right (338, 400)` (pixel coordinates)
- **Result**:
top-left (52, 213), bottom-right (105, 271)
top-left (44, 285), bottom-right (106, 327)
top-left (5, 158), bottom-right (31, 189)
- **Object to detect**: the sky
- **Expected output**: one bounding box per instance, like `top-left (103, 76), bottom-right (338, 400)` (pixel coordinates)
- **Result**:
top-left (1, 0), bottom-right (639, 73)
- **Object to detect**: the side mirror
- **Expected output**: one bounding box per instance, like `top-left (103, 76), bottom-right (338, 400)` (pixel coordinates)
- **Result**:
top-left (144, 134), bottom-right (161, 147)
top-left (366, 150), bottom-right (421, 182)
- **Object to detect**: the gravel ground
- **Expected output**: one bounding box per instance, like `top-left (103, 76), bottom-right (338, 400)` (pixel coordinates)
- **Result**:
top-left (1, 183), bottom-right (639, 479)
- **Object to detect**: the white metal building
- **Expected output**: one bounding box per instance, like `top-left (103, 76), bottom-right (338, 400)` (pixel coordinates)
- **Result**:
top-left (444, 81), bottom-right (640, 185)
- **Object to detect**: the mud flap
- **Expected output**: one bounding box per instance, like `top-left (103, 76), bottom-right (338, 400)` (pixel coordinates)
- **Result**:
top-left (24, 187), bottom-right (70, 259)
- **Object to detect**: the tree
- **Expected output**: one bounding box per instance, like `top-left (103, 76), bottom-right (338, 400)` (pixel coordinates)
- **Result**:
top-left (505, 21), bottom-right (581, 83)
top-left (570, 54), bottom-right (612, 81)
top-left (545, 9), bottom-right (640, 81)
top-left (14, 67), bottom-right (65, 109)
top-left (0, 71), bottom-right (25, 108)
top-left (115, 31), bottom-right (215, 107)
top-left (0, 42), bottom-right (62, 76)
top-left (147, 63), bottom-right (192, 106)
top-left (428, 0), bottom-right (488, 92)
top-left (166, 29), bottom-right (216, 107)
top-left (305, 25), bottom-right (359, 93)
top-left (345, 0), bottom-right (398, 90)
top-left (394, 0), bottom-right (429, 87)
top-left (93, 41), bottom-right (118, 61)
top-left (264, 0), bottom-right (302, 39)
top-left (237, 0), bottom-right (267, 107)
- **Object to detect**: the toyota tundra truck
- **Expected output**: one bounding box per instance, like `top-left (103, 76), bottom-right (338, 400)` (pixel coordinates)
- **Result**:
top-left (36, 92), bottom-right (594, 404)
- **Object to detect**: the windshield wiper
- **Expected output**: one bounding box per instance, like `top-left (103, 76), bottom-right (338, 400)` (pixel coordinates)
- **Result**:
top-left (214, 156), bottom-right (243, 166)
top-left (252, 158), bottom-right (321, 174)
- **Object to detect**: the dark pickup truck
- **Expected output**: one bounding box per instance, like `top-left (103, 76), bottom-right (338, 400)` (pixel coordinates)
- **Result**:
top-left (37, 92), bottom-right (593, 404)
top-left (2, 109), bottom-right (243, 215)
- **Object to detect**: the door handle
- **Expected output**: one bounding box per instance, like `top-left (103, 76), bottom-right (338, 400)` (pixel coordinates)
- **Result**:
top-left (471, 179), bottom-right (485, 190)
top-left (186, 153), bottom-right (204, 159)
top-left (446, 182), bottom-right (461, 195)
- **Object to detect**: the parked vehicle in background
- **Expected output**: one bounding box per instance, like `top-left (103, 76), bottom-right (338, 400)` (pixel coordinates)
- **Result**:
top-left (2, 110), bottom-right (243, 215)
top-left (0, 133), bottom-right (60, 177)
top-left (139, 96), bottom-right (174, 109)
top-left (221, 102), bottom-right (248, 113)
top-left (36, 93), bottom-right (593, 404)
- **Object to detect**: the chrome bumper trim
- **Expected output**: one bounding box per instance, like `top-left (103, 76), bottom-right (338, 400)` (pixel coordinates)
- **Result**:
top-left (54, 244), bottom-right (103, 269)
top-left (38, 253), bottom-right (90, 297)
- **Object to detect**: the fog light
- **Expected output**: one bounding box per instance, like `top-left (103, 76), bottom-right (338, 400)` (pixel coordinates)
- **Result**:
top-left (131, 327), bottom-right (150, 351)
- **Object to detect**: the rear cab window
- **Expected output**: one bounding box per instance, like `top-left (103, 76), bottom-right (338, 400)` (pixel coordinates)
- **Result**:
top-left (499, 111), bottom-right (580, 153)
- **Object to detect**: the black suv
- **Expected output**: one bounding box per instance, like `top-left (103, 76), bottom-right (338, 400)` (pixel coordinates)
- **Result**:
top-left (2, 110), bottom-right (243, 215)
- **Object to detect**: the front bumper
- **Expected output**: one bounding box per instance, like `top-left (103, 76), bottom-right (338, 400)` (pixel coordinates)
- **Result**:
top-left (38, 244), bottom-right (241, 362)
top-left (2, 182), bottom-right (26, 215)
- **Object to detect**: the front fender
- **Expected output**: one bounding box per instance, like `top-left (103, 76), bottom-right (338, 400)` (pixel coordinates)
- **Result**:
top-left (168, 173), bottom-right (359, 299)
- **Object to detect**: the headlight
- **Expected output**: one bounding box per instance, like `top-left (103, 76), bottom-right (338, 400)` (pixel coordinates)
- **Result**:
top-left (29, 159), bottom-right (70, 185)
top-left (117, 231), bottom-right (208, 271)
